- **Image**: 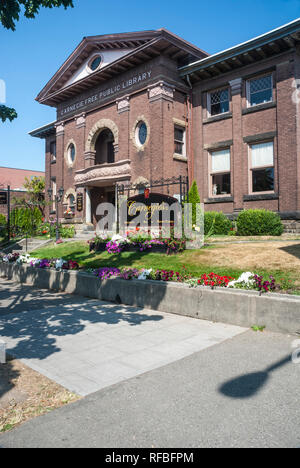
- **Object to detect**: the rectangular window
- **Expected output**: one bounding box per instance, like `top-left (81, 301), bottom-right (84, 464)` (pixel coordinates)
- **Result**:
top-left (50, 141), bottom-right (56, 162)
top-left (209, 88), bottom-right (229, 116)
top-left (250, 141), bottom-right (274, 193)
top-left (247, 75), bottom-right (273, 107)
top-left (51, 179), bottom-right (56, 211)
top-left (174, 126), bottom-right (186, 156)
top-left (210, 149), bottom-right (231, 196)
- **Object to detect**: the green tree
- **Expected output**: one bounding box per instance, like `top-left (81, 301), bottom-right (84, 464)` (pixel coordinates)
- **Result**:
top-left (13, 176), bottom-right (46, 215)
top-left (0, 0), bottom-right (74, 122)
top-left (187, 180), bottom-right (201, 226)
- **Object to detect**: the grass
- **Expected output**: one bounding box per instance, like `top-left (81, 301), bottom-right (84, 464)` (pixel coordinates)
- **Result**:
top-left (31, 240), bottom-right (300, 294)
top-left (0, 357), bottom-right (79, 433)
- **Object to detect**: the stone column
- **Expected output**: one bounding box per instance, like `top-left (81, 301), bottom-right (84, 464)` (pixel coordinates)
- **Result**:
top-left (229, 78), bottom-right (244, 212)
top-left (85, 188), bottom-right (92, 224)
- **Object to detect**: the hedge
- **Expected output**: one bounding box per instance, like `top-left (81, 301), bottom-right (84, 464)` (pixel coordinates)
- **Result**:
top-left (236, 209), bottom-right (284, 236)
top-left (204, 211), bottom-right (232, 235)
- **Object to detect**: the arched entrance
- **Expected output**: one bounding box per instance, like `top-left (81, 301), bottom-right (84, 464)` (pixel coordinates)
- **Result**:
top-left (95, 129), bottom-right (115, 165)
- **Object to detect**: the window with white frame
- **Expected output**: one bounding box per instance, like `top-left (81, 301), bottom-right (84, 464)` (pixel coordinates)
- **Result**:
top-left (210, 148), bottom-right (231, 196)
top-left (247, 74), bottom-right (273, 107)
top-left (208, 88), bottom-right (229, 116)
top-left (250, 141), bottom-right (274, 193)
top-left (51, 179), bottom-right (56, 211)
top-left (50, 141), bottom-right (56, 163)
top-left (174, 125), bottom-right (186, 157)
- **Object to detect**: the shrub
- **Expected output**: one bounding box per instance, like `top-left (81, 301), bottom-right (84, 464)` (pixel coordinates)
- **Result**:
top-left (10, 207), bottom-right (42, 236)
top-left (59, 225), bottom-right (75, 239)
top-left (186, 180), bottom-right (201, 226)
top-left (236, 209), bottom-right (284, 236)
top-left (0, 214), bottom-right (6, 226)
top-left (204, 211), bottom-right (232, 235)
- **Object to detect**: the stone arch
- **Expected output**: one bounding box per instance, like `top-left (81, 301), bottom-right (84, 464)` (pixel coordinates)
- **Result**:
top-left (85, 118), bottom-right (119, 153)
top-left (63, 188), bottom-right (77, 205)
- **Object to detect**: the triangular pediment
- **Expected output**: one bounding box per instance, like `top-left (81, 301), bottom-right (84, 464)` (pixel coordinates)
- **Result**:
top-left (37, 29), bottom-right (209, 107)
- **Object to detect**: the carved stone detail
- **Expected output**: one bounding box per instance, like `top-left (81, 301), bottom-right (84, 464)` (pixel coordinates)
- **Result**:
top-left (55, 122), bottom-right (65, 136)
top-left (117, 97), bottom-right (130, 113)
top-left (148, 82), bottom-right (174, 102)
top-left (75, 160), bottom-right (131, 186)
top-left (75, 113), bottom-right (86, 128)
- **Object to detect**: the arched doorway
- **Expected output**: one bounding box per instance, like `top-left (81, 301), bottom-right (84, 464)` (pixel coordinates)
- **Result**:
top-left (95, 129), bottom-right (115, 165)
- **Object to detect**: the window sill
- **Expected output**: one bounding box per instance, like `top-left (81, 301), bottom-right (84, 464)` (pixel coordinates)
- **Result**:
top-left (242, 101), bottom-right (276, 115)
top-left (203, 112), bottom-right (232, 124)
top-left (51, 160), bottom-right (56, 165)
top-left (173, 154), bottom-right (188, 162)
top-left (204, 196), bottom-right (234, 204)
top-left (243, 193), bottom-right (279, 202)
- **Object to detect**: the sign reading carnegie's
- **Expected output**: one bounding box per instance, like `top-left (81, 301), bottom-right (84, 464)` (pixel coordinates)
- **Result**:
top-left (59, 69), bottom-right (153, 117)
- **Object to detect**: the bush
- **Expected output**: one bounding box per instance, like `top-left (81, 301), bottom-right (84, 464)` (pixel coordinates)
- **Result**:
top-left (204, 211), bottom-right (232, 235)
top-left (236, 209), bottom-right (284, 236)
top-left (186, 180), bottom-right (201, 226)
top-left (0, 214), bottom-right (6, 226)
top-left (10, 207), bottom-right (42, 236)
top-left (59, 225), bottom-right (75, 239)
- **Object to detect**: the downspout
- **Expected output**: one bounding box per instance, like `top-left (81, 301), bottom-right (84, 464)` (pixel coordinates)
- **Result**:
top-left (186, 74), bottom-right (194, 187)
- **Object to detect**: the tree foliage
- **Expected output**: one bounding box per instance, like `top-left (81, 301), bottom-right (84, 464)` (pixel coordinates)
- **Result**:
top-left (0, 0), bottom-right (74, 30)
top-left (187, 180), bottom-right (201, 226)
top-left (0, 105), bottom-right (18, 122)
top-left (13, 176), bottom-right (46, 215)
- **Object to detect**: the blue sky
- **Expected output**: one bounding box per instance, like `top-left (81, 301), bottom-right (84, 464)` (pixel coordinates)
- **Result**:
top-left (0, 0), bottom-right (299, 171)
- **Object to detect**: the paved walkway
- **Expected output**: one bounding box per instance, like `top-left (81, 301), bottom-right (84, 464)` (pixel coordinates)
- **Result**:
top-left (1, 329), bottom-right (299, 448)
top-left (0, 279), bottom-right (245, 396)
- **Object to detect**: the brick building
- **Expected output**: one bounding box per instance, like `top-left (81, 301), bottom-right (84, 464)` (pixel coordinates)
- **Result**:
top-left (30, 20), bottom-right (300, 228)
top-left (0, 167), bottom-right (45, 216)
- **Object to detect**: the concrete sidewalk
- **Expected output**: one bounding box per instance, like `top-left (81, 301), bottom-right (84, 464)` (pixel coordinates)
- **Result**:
top-left (0, 330), bottom-right (299, 448)
top-left (0, 279), bottom-right (245, 396)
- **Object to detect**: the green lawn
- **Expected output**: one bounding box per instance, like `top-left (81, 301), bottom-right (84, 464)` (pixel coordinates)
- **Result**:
top-left (31, 240), bottom-right (300, 294)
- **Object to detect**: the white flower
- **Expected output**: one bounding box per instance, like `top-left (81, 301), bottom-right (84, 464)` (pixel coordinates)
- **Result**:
top-left (228, 272), bottom-right (255, 288)
top-left (138, 269), bottom-right (152, 280)
top-left (55, 258), bottom-right (66, 269)
top-left (111, 234), bottom-right (129, 244)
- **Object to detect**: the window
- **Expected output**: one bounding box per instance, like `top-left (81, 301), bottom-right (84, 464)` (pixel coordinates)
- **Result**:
top-left (68, 194), bottom-right (76, 213)
top-left (50, 141), bottom-right (56, 163)
top-left (174, 126), bottom-right (186, 156)
top-left (68, 143), bottom-right (76, 165)
top-left (88, 55), bottom-right (102, 72)
top-left (210, 149), bottom-right (231, 196)
top-left (135, 121), bottom-right (148, 147)
top-left (51, 179), bottom-right (56, 211)
top-left (247, 75), bottom-right (273, 107)
top-left (250, 141), bottom-right (274, 193)
top-left (208, 88), bottom-right (229, 116)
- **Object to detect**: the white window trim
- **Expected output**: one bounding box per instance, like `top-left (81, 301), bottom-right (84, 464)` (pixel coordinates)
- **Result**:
top-left (207, 87), bottom-right (230, 118)
top-left (209, 148), bottom-right (231, 198)
top-left (246, 73), bottom-right (273, 108)
top-left (174, 124), bottom-right (187, 159)
top-left (248, 141), bottom-right (275, 195)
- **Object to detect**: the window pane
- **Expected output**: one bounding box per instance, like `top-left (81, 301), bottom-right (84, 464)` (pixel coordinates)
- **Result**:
top-left (211, 149), bottom-right (230, 172)
top-left (174, 127), bottom-right (184, 142)
top-left (249, 75), bottom-right (272, 106)
top-left (253, 168), bottom-right (274, 192)
top-left (175, 141), bottom-right (183, 154)
top-left (251, 142), bottom-right (274, 168)
top-left (210, 89), bottom-right (229, 116)
top-left (212, 173), bottom-right (231, 195)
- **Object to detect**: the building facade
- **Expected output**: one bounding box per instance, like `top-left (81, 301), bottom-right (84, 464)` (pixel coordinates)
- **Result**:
top-left (31, 21), bottom-right (300, 229)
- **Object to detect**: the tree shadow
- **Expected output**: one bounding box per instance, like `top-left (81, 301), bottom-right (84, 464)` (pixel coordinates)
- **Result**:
top-left (0, 273), bottom-right (166, 362)
top-left (0, 357), bottom-right (20, 401)
top-left (279, 243), bottom-right (300, 261)
top-left (219, 355), bottom-right (291, 399)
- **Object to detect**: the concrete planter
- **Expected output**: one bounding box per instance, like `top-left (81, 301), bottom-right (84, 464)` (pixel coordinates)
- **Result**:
top-left (1, 263), bottom-right (300, 335)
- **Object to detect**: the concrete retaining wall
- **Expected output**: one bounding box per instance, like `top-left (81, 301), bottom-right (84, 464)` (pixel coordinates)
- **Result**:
top-left (1, 263), bottom-right (300, 335)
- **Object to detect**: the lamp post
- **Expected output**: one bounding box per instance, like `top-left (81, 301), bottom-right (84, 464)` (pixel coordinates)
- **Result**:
top-left (47, 186), bottom-right (64, 242)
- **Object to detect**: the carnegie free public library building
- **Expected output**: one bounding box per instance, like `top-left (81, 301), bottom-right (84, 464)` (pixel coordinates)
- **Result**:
top-left (30, 19), bottom-right (300, 229)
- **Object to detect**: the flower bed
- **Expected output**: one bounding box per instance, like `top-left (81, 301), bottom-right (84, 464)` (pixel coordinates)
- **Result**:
top-left (0, 251), bottom-right (281, 294)
top-left (89, 233), bottom-right (186, 255)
